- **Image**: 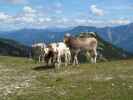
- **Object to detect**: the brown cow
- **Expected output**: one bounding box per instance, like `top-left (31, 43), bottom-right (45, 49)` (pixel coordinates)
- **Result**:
top-left (64, 35), bottom-right (98, 65)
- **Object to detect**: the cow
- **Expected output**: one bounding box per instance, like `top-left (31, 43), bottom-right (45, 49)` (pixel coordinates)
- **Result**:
top-left (46, 42), bottom-right (71, 67)
top-left (32, 43), bottom-right (47, 62)
top-left (56, 42), bottom-right (71, 66)
top-left (64, 34), bottom-right (98, 65)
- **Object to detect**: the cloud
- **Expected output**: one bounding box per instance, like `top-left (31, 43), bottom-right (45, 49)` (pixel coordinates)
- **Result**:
top-left (23, 6), bottom-right (36, 13)
top-left (0, 6), bottom-right (39, 30)
top-left (55, 10), bottom-right (63, 14)
top-left (110, 19), bottom-right (130, 25)
top-left (90, 5), bottom-right (104, 16)
top-left (0, 5), bottom-right (130, 31)
top-left (45, 17), bottom-right (52, 22)
top-left (3, 0), bottom-right (27, 4)
top-left (0, 12), bottom-right (14, 24)
top-left (75, 19), bottom-right (86, 24)
top-left (13, 6), bottom-right (37, 24)
top-left (52, 2), bottom-right (63, 14)
top-left (54, 2), bottom-right (63, 8)
top-left (0, 12), bottom-right (10, 20)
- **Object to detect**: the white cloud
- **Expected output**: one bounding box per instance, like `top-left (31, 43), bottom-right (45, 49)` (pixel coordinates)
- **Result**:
top-left (90, 5), bottom-right (104, 16)
top-left (38, 18), bottom-right (45, 23)
top-left (45, 17), bottom-right (52, 22)
top-left (110, 19), bottom-right (130, 25)
top-left (20, 16), bottom-right (34, 23)
top-left (55, 2), bottom-right (63, 8)
top-left (0, 6), bottom-right (41, 29)
top-left (3, 0), bottom-right (27, 4)
top-left (55, 10), bottom-right (62, 14)
top-left (0, 12), bottom-right (14, 24)
top-left (0, 5), bottom-right (130, 31)
top-left (52, 2), bottom-right (63, 14)
top-left (75, 19), bottom-right (86, 24)
top-left (61, 18), bottom-right (68, 23)
top-left (15, 6), bottom-right (38, 23)
top-left (0, 12), bottom-right (10, 20)
top-left (23, 6), bottom-right (36, 13)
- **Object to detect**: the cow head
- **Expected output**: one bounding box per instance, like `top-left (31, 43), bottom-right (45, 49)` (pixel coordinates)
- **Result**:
top-left (64, 33), bottom-right (71, 44)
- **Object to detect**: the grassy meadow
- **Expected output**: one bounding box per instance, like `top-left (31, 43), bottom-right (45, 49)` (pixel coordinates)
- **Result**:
top-left (0, 56), bottom-right (133, 100)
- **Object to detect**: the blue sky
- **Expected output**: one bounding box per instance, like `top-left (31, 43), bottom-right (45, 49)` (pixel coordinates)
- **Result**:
top-left (0, 0), bottom-right (132, 30)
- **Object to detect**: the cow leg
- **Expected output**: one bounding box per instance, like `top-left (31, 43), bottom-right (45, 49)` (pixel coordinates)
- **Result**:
top-left (52, 54), bottom-right (56, 64)
top-left (41, 55), bottom-right (44, 62)
top-left (64, 53), bottom-right (68, 66)
top-left (90, 49), bottom-right (97, 63)
top-left (73, 54), bottom-right (78, 65)
top-left (39, 55), bottom-right (41, 63)
top-left (57, 55), bottom-right (61, 67)
top-left (93, 49), bottom-right (97, 63)
top-left (73, 50), bottom-right (80, 66)
top-left (43, 54), bottom-right (45, 62)
top-left (75, 55), bottom-right (79, 65)
top-left (67, 53), bottom-right (71, 64)
top-left (73, 55), bottom-right (76, 65)
top-left (54, 55), bottom-right (61, 71)
top-left (48, 57), bottom-right (52, 65)
top-left (94, 55), bottom-right (97, 63)
top-left (42, 54), bottom-right (46, 63)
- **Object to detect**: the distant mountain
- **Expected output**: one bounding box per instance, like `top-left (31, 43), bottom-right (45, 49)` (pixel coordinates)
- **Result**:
top-left (0, 38), bottom-right (31, 57)
top-left (44, 27), bottom-right (73, 32)
top-left (0, 29), bottom-right (66, 45)
top-left (0, 24), bottom-right (132, 53)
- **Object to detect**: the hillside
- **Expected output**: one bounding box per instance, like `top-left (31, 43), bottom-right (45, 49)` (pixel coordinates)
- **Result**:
top-left (0, 56), bottom-right (133, 100)
top-left (0, 32), bottom-right (132, 60)
top-left (0, 29), bottom-right (65, 45)
top-left (0, 38), bottom-right (31, 57)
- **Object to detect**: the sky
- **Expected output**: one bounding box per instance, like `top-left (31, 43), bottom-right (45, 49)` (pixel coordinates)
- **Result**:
top-left (0, 0), bottom-right (132, 31)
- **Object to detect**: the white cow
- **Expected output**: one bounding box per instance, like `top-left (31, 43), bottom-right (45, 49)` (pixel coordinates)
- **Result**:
top-left (47, 42), bottom-right (71, 67)
top-left (56, 42), bottom-right (71, 66)
top-left (32, 43), bottom-right (47, 62)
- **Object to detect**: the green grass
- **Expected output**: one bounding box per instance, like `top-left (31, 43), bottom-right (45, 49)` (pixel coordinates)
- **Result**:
top-left (0, 56), bottom-right (133, 100)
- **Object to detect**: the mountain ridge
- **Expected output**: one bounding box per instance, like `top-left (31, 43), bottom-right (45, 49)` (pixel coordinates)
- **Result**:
top-left (0, 23), bottom-right (132, 53)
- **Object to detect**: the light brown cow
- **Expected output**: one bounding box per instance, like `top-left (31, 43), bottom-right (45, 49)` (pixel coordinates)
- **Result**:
top-left (64, 35), bottom-right (98, 65)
